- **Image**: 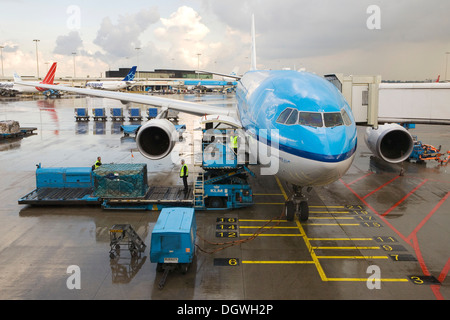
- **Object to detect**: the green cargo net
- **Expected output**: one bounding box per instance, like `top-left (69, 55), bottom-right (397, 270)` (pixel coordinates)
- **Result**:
top-left (93, 163), bottom-right (148, 198)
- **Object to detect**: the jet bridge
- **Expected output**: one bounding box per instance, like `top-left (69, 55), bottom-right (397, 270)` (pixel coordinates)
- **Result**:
top-left (326, 74), bottom-right (450, 127)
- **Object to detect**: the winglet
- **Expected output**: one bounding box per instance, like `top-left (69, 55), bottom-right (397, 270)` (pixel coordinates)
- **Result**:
top-left (123, 66), bottom-right (137, 81)
top-left (250, 14), bottom-right (257, 71)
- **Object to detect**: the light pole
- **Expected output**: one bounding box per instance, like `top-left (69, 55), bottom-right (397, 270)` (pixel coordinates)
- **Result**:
top-left (72, 52), bottom-right (76, 78)
top-left (445, 52), bottom-right (450, 82)
top-left (33, 39), bottom-right (40, 79)
top-left (0, 46), bottom-right (4, 77)
top-left (135, 47), bottom-right (141, 79)
top-left (197, 53), bottom-right (201, 79)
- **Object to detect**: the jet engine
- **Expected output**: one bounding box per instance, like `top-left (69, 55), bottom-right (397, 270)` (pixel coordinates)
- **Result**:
top-left (364, 123), bottom-right (414, 163)
top-left (136, 119), bottom-right (178, 160)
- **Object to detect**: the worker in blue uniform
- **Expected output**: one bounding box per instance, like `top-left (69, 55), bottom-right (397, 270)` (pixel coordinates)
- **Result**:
top-left (180, 159), bottom-right (189, 192)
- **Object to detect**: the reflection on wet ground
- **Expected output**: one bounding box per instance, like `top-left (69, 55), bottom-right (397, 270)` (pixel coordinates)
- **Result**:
top-left (0, 94), bottom-right (449, 300)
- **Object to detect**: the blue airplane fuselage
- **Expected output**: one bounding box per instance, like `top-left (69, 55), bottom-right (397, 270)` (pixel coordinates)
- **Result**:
top-left (236, 70), bottom-right (357, 186)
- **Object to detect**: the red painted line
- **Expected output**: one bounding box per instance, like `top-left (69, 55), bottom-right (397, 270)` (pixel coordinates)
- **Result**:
top-left (411, 234), bottom-right (430, 276)
top-left (438, 257), bottom-right (450, 284)
top-left (363, 175), bottom-right (400, 199)
top-left (381, 179), bottom-right (428, 217)
top-left (406, 191), bottom-right (450, 241)
top-left (431, 285), bottom-right (444, 300)
top-left (339, 179), bottom-right (410, 244)
top-left (341, 178), bottom-right (450, 300)
top-left (347, 172), bottom-right (373, 186)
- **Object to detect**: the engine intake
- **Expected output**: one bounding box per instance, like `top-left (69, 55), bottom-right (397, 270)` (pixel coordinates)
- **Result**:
top-left (136, 119), bottom-right (177, 160)
top-left (364, 123), bottom-right (414, 163)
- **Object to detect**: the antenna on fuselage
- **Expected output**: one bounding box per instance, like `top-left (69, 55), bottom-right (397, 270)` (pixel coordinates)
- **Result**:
top-left (251, 14), bottom-right (257, 71)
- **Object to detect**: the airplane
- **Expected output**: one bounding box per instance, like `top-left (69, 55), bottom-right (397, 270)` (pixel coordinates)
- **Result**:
top-left (85, 66), bottom-right (137, 90)
top-left (0, 62), bottom-right (58, 96)
top-left (15, 16), bottom-right (414, 221)
top-left (184, 79), bottom-right (237, 92)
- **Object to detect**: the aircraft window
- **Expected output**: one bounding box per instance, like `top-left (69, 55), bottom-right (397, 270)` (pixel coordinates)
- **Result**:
top-left (341, 109), bottom-right (352, 126)
top-left (285, 109), bottom-right (298, 125)
top-left (276, 108), bottom-right (294, 124)
top-left (324, 112), bottom-right (344, 128)
top-left (298, 112), bottom-right (323, 128)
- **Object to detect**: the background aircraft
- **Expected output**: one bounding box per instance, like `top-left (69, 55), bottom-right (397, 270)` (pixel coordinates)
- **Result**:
top-left (0, 62), bottom-right (57, 96)
top-left (85, 66), bottom-right (137, 91)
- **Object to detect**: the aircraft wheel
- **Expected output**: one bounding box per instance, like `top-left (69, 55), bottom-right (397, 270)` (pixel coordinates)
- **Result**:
top-left (285, 200), bottom-right (295, 221)
top-left (298, 201), bottom-right (309, 221)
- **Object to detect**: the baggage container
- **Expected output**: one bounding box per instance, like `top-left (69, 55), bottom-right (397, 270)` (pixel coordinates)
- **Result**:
top-left (93, 163), bottom-right (148, 198)
top-left (150, 207), bottom-right (196, 271)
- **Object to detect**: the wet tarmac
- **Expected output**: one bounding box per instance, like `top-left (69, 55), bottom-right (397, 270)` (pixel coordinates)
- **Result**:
top-left (0, 94), bottom-right (449, 300)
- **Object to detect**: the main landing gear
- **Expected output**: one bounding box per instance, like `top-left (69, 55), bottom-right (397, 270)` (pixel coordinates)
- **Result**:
top-left (285, 185), bottom-right (311, 222)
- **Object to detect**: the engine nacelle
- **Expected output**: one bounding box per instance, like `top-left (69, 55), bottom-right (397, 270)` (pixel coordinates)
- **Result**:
top-left (364, 123), bottom-right (414, 163)
top-left (136, 119), bottom-right (177, 160)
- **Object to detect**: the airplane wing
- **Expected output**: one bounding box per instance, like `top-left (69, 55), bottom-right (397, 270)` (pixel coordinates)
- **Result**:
top-left (15, 81), bottom-right (238, 119)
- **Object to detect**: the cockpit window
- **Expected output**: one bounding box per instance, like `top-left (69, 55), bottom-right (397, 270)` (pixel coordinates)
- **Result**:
top-left (276, 108), bottom-right (294, 124)
top-left (324, 112), bottom-right (344, 128)
top-left (285, 109), bottom-right (298, 125)
top-left (298, 112), bottom-right (323, 128)
top-left (341, 109), bottom-right (352, 126)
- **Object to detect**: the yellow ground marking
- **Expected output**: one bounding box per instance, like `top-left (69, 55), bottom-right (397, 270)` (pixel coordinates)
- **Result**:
top-left (275, 176), bottom-right (288, 201)
top-left (326, 278), bottom-right (409, 282)
top-left (239, 226), bottom-right (298, 229)
top-left (304, 223), bottom-right (360, 226)
top-left (309, 217), bottom-right (354, 220)
top-left (317, 256), bottom-right (388, 259)
top-left (309, 211), bottom-right (350, 214)
top-left (242, 261), bottom-right (315, 264)
top-left (239, 219), bottom-right (288, 222)
top-left (240, 234), bottom-right (302, 237)
top-left (270, 176), bottom-right (408, 283)
top-left (309, 238), bottom-right (373, 241)
top-left (312, 246), bottom-right (380, 250)
top-left (310, 206), bottom-right (345, 208)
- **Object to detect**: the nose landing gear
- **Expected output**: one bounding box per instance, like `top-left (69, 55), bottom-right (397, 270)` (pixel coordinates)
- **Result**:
top-left (285, 185), bottom-right (311, 222)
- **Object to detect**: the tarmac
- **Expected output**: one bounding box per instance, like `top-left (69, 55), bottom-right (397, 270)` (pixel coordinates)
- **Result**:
top-left (0, 94), bottom-right (449, 301)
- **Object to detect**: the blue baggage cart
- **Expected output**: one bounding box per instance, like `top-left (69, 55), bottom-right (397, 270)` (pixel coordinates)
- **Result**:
top-left (75, 108), bottom-right (89, 121)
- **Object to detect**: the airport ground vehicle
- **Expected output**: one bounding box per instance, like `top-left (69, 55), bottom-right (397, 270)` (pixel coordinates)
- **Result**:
top-left (18, 128), bottom-right (254, 211)
top-left (150, 207), bottom-right (196, 288)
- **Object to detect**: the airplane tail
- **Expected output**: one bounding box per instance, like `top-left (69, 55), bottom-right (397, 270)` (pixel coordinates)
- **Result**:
top-left (123, 66), bottom-right (137, 81)
top-left (13, 72), bottom-right (22, 82)
top-left (41, 62), bottom-right (57, 84)
top-left (250, 14), bottom-right (257, 71)
top-left (436, 75), bottom-right (440, 83)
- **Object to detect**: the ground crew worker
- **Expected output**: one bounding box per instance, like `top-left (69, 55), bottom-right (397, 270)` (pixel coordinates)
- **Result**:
top-left (230, 130), bottom-right (238, 156)
top-left (93, 156), bottom-right (102, 170)
top-left (180, 159), bottom-right (189, 192)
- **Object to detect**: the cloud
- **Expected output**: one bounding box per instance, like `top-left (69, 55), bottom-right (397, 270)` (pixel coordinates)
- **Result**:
top-left (53, 31), bottom-right (83, 56)
top-left (152, 6), bottom-right (250, 72)
top-left (154, 6), bottom-right (210, 68)
top-left (205, 0), bottom-right (450, 78)
top-left (93, 7), bottom-right (159, 58)
top-left (1, 41), bottom-right (19, 53)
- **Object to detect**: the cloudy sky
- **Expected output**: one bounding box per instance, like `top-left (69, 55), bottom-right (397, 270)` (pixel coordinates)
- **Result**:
top-left (1, 0), bottom-right (450, 81)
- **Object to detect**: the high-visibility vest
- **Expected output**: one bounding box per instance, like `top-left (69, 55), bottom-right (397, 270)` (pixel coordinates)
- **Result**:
top-left (94, 161), bottom-right (101, 169)
top-left (230, 136), bottom-right (238, 148)
top-left (180, 164), bottom-right (188, 177)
